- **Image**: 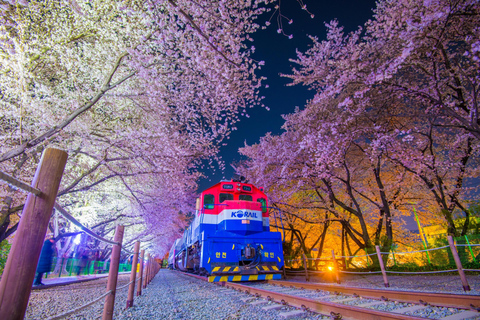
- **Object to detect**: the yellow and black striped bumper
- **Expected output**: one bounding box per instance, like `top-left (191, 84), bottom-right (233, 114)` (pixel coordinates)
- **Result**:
top-left (208, 273), bottom-right (282, 282)
top-left (210, 265), bottom-right (280, 273)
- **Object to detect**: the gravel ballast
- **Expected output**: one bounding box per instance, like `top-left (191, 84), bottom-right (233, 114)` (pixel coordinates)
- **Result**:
top-left (25, 270), bottom-right (480, 319)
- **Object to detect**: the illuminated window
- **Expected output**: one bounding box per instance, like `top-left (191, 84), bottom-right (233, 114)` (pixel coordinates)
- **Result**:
top-left (219, 193), bottom-right (234, 203)
top-left (239, 194), bottom-right (253, 201)
top-left (203, 194), bottom-right (214, 209)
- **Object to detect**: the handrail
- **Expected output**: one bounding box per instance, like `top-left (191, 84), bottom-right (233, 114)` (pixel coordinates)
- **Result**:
top-left (0, 170), bottom-right (42, 196)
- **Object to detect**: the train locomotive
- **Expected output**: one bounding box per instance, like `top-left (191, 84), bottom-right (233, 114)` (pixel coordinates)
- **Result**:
top-left (168, 178), bottom-right (284, 282)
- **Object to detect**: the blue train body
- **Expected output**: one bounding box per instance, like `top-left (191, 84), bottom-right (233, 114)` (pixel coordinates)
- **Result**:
top-left (168, 179), bottom-right (284, 282)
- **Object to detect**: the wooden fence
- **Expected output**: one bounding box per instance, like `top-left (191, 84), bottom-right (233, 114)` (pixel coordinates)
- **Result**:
top-left (0, 148), bottom-right (161, 319)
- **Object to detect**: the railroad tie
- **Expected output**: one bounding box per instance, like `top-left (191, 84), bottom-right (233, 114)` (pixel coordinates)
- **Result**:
top-left (319, 294), bottom-right (340, 300)
top-left (391, 305), bottom-right (427, 314)
top-left (278, 310), bottom-right (305, 319)
top-left (262, 304), bottom-right (283, 311)
top-left (357, 301), bottom-right (386, 307)
top-left (249, 299), bottom-right (268, 306)
top-left (439, 310), bottom-right (480, 320)
top-left (277, 290), bottom-right (299, 295)
top-left (219, 290), bottom-right (239, 295)
top-left (335, 297), bottom-right (359, 303)
top-left (240, 297), bottom-right (256, 303)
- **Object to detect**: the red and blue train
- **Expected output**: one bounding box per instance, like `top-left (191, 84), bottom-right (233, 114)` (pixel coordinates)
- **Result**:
top-left (168, 178), bottom-right (284, 282)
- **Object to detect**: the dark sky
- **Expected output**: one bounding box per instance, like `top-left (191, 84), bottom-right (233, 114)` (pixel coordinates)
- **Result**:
top-left (198, 0), bottom-right (377, 191)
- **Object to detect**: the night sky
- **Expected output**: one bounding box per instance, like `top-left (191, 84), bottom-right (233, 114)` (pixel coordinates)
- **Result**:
top-left (198, 0), bottom-right (377, 191)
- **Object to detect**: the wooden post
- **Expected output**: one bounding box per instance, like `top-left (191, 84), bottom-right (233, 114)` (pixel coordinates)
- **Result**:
top-left (152, 260), bottom-right (156, 281)
top-left (302, 253), bottom-right (309, 282)
top-left (151, 260), bottom-right (155, 279)
top-left (143, 256), bottom-right (148, 288)
top-left (148, 256), bottom-right (153, 283)
top-left (147, 258), bottom-right (151, 284)
top-left (331, 250), bottom-right (340, 284)
top-left (0, 148), bottom-right (67, 320)
top-left (143, 254), bottom-right (150, 289)
top-left (375, 245), bottom-right (389, 288)
top-left (102, 225), bottom-right (125, 320)
top-left (126, 241), bottom-right (140, 308)
top-left (136, 249), bottom-right (145, 296)
top-left (447, 235), bottom-right (471, 291)
top-left (149, 261), bottom-right (152, 283)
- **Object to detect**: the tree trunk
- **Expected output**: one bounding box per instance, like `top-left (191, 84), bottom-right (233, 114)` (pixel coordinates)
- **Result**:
top-left (314, 222), bottom-right (329, 269)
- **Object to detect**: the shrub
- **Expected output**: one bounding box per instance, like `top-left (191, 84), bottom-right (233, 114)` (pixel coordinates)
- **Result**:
top-left (0, 240), bottom-right (12, 276)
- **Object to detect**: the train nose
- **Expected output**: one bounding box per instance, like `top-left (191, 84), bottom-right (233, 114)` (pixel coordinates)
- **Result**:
top-left (219, 200), bottom-right (264, 235)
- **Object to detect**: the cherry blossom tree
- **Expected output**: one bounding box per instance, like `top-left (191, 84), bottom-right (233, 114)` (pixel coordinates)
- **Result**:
top-left (236, 104), bottom-right (418, 259)
top-left (284, 0), bottom-right (479, 236)
top-left (0, 0), bottom-right (271, 254)
top-left (237, 0), bottom-right (479, 265)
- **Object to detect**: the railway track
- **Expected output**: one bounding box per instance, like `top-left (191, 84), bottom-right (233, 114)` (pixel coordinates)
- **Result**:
top-left (183, 272), bottom-right (480, 319)
top-left (268, 280), bottom-right (480, 310)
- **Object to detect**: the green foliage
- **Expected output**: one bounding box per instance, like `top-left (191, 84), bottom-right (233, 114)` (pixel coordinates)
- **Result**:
top-left (470, 203), bottom-right (480, 216)
top-left (0, 240), bottom-right (12, 275)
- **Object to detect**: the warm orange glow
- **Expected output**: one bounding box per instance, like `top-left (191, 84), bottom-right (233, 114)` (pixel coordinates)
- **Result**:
top-left (328, 266), bottom-right (333, 271)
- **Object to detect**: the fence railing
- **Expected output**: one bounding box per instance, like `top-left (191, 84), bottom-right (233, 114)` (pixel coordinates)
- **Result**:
top-left (285, 236), bottom-right (477, 291)
top-left (0, 148), bottom-right (161, 320)
top-left (45, 257), bottom-right (132, 278)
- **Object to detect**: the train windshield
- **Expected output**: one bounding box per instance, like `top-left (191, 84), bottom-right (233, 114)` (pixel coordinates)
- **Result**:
top-left (219, 193), bottom-right (234, 203)
top-left (203, 194), bottom-right (214, 209)
top-left (239, 194), bottom-right (253, 201)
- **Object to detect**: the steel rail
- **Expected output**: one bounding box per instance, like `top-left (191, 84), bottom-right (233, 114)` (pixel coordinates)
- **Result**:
top-left (183, 273), bottom-right (208, 281)
top-left (180, 272), bottom-right (421, 319)
top-left (179, 272), bottom-right (478, 318)
top-left (268, 280), bottom-right (480, 310)
top-left (221, 281), bottom-right (423, 320)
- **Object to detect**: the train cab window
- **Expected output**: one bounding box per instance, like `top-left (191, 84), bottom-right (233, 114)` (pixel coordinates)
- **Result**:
top-left (239, 194), bottom-right (253, 201)
top-left (219, 193), bottom-right (234, 203)
top-left (257, 198), bottom-right (267, 213)
top-left (203, 194), bottom-right (214, 210)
